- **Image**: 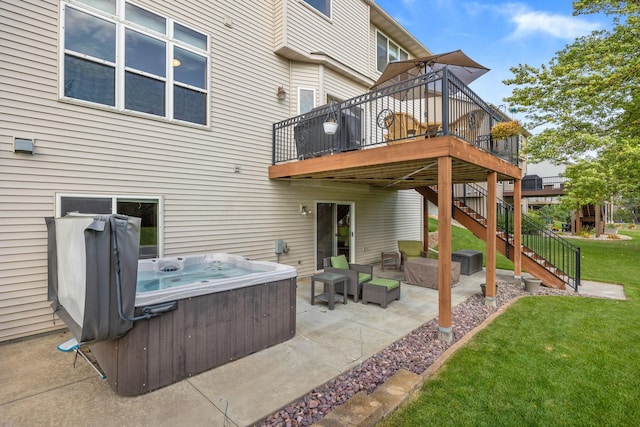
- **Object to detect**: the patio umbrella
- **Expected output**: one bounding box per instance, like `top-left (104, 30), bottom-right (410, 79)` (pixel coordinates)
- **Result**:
top-left (370, 49), bottom-right (489, 91)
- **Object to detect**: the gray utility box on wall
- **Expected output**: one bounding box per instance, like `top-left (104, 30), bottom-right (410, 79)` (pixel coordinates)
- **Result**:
top-left (452, 250), bottom-right (483, 275)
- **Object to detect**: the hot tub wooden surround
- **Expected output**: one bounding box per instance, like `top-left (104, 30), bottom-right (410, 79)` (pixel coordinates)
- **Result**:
top-left (91, 278), bottom-right (296, 396)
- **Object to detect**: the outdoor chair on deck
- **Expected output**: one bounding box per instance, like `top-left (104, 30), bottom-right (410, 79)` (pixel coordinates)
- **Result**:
top-left (323, 255), bottom-right (373, 302)
top-left (397, 240), bottom-right (428, 267)
top-left (449, 109), bottom-right (486, 144)
top-left (384, 112), bottom-right (440, 143)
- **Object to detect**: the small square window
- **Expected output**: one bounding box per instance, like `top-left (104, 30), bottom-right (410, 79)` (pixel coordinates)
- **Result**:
top-left (299, 88), bottom-right (315, 115)
top-left (304, 0), bottom-right (330, 17)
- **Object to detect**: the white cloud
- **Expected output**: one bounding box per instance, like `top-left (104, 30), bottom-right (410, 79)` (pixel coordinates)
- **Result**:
top-left (509, 10), bottom-right (601, 40)
top-left (464, 2), bottom-right (601, 40)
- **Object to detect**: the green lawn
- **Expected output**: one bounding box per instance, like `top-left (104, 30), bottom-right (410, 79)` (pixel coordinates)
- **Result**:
top-left (380, 228), bottom-right (640, 426)
top-left (428, 218), bottom-right (514, 270)
top-left (140, 226), bottom-right (157, 246)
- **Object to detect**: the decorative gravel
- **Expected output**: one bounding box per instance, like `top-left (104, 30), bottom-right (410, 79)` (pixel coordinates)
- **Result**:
top-left (261, 282), bottom-right (574, 426)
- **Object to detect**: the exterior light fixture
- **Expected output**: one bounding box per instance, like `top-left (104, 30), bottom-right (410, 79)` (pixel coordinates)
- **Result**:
top-left (277, 86), bottom-right (287, 101)
top-left (299, 205), bottom-right (312, 216)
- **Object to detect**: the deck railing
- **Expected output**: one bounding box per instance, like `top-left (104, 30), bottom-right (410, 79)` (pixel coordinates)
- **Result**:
top-left (504, 176), bottom-right (567, 193)
top-left (272, 68), bottom-right (518, 164)
top-left (457, 182), bottom-right (580, 290)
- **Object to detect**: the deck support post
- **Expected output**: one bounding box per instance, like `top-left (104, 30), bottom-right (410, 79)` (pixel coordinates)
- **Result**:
top-left (423, 196), bottom-right (429, 253)
top-left (486, 171), bottom-right (497, 303)
top-left (437, 156), bottom-right (453, 341)
top-left (513, 178), bottom-right (522, 285)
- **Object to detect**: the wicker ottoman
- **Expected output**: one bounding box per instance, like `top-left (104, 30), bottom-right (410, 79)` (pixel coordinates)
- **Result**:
top-left (361, 278), bottom-right (401, 309)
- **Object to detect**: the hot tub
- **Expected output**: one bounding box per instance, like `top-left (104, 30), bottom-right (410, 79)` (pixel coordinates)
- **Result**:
top-left (90, 253), bottom-right (297, 396)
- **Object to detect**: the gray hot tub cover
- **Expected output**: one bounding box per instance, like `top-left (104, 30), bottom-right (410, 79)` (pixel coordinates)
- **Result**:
top-left (46, 214), bottom-right (141, 344)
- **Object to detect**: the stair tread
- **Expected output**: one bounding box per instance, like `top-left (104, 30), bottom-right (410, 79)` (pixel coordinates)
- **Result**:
top-left (428, 186), bottom-right (578, 289)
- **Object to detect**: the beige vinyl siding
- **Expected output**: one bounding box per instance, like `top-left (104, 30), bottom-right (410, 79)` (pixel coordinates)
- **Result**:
top-left (286, 182), bottom-right (422, 267)
top-left (274, 0), bottom-right (286, 48)
top-left (289, 65), bottom-right (368, 112)
top-left (370, 23), bottom-right (382, 79)
top-left (291, 62), bottom-right (321, 114)
top-left (324, 68), bottom-right (369, 101)
top-left (282, 0), bottom-right (369, 76)
top-left (1, 0), bottom-right (422, 342)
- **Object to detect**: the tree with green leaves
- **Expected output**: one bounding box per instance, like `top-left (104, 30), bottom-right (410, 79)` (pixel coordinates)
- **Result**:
top-left (504, 1), bottom-right (640, 222)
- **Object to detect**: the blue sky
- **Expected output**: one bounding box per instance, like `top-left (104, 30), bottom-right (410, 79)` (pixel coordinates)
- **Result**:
top-left (375, 0), bottom-right (606, 119)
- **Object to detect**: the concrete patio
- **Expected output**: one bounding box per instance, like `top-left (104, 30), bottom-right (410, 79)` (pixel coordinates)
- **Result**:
top-left (0, 265), bottom-right (623, 426)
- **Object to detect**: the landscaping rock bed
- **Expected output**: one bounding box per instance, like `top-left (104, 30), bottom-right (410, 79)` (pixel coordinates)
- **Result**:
top-left (261, 282), bottom-right (573, 426)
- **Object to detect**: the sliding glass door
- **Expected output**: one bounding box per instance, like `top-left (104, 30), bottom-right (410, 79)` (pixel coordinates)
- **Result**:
top-left (315, 202), bottom-right (354, 270)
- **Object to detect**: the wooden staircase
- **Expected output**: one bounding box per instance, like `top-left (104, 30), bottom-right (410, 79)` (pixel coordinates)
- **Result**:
top-left (418, 186), bottom-right (580, 290)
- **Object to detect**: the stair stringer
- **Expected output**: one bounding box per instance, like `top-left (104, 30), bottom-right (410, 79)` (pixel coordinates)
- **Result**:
top-left (418, 186), bottom-right (565, 289)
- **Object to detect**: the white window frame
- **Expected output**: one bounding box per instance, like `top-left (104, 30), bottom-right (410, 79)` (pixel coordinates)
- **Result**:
top-left (298, 87), bottom-right (316, 115)
top-left (56, 193), bottom-right (164, 258)
top-left (376, 30), bottom-right (408, 73)
top-left (59, 0), bottom-right (210, 127)
top-left (301, 0), bottom-right (332, 18)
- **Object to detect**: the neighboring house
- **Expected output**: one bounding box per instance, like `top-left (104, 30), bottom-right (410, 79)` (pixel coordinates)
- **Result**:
top-left (451, 104), bottom-right (528, 215)
top-left (504, 160), bottom-right (567, 211)
top-left (1, 0), bottom-right (431, 342)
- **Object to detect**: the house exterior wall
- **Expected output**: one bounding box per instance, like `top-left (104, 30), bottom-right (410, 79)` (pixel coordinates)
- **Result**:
top-left (277, 0), bottom-right (370, 77)
top-left (0, 0), bottom-right (425, 342)
top-left (290, 62), bottom-right (321, 114)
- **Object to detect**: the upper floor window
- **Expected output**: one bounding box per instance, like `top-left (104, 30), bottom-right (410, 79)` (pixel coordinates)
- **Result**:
top-left (303, 0), bottom-right (331, 17)
top-left (299, 88), bottom-right (316, 114)
top-left (376, 31), bottom-right (408, 73)
top-left (61, 0), bottom-right (209, 126)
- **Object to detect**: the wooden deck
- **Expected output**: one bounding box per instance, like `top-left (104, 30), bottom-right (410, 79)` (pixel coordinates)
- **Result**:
top-left (269, 135), bottom-right (524, 341)
top-left (269, 136), bottom-right (522, 189)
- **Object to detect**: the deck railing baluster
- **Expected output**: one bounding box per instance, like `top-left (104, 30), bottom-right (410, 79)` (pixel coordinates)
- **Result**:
top-left (454, 182), bottom-right (580, 291)
top-left (272, 69), bottom-right (515, 164)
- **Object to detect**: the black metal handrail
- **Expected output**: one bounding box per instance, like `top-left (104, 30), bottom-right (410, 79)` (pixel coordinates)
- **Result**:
top-left (455, 182), bottom-right (580, 290)
top-left (272, 67), bottom-right (518, 164)
top-left (504, 176), bottom-right (567, 193)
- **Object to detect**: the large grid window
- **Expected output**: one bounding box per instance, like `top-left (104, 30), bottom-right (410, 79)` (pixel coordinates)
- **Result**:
top-left (61, 0), bottom-right (209, 126)
top-left (376, 31), bottom-right (408, 73)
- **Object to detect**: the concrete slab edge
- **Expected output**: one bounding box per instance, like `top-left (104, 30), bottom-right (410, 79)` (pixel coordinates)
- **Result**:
top-left (313, 295), bottom-right (527, 427)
